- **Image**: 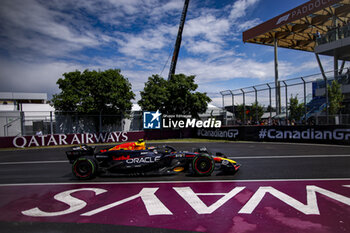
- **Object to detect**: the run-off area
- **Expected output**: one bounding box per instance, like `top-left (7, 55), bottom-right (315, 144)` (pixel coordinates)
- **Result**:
top-left (0, 179), bottom-right (350, 233)
top-left (1, 142), bottom-right (350, 232)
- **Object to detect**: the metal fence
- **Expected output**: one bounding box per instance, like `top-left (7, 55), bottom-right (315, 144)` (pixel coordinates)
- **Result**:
top-left (1, 111), bottom-right (144, 137)
top-left (2, 68), bottom-right (350, 137)
top-left (220, 68), bottom-right (350, 126)
top-left (316, 23), bottom-right (350, 45)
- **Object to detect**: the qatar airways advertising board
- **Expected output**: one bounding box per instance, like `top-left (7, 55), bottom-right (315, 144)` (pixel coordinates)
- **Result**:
top-left (0, 130), bottom-right (190, 149)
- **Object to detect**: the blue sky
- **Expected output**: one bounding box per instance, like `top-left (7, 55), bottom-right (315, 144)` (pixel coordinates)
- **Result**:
top-left (0, 0), bottom-right (335, 106)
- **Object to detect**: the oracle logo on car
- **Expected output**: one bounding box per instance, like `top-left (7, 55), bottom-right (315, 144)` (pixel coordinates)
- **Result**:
top-left (126, 156), bottom-right (161, 164)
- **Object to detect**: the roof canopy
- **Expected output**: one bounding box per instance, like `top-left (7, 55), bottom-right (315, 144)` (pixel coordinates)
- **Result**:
top-left (243, 0), bottom-right (350, 52)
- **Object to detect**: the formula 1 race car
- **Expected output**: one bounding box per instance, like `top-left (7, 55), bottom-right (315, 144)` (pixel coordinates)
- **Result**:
top-left (66, 140), bottom-right (240, 179)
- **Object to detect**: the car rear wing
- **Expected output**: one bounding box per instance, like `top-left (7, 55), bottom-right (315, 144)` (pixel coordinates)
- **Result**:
top-left (66, 145), bottom-right (95, 163)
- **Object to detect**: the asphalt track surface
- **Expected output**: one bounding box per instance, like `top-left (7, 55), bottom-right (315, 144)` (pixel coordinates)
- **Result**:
top-left (1, 142), bottom-right (350, 183)
top-left (1, 141), bottom-right (350, 233)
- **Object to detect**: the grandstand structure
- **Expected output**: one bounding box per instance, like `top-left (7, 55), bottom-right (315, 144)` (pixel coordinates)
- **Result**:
top-left (222, 0), bottom-right (350, 125)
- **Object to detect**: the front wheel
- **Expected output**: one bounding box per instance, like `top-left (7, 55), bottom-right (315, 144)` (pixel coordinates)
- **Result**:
top-left (72, 157), bottom-right (97, 180)
top-left (192, 154), bottom-right (215, 176)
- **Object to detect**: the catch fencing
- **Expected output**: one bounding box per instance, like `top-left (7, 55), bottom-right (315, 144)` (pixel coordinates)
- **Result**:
top-left (220, 68), bottom-right (350, 126)
top-left (1, 111), bottom-right (144, 137)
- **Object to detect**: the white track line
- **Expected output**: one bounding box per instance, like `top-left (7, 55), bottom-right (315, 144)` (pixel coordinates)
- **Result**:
top-left (0, 160), bottom-right (68, 165)
top-left (1, 154), bottom-right (350, 165)
top-left (1, 178), bottom-right (350, 187)
top-left (229, 154), bottom-right (350, 159)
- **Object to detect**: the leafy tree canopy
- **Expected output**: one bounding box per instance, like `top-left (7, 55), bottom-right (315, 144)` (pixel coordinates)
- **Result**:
top-left (138, 74), bottom-right (211, 117)
top-left (288, 95), bottom-right (305, 121)
top-left (138, 75), bottom-right (169, 113)
top-left (52, 69), bottom-right (135, 115)
top-left (328, 80), bottom-right (344, 115)
top-left (250, 102), bottom-right (264, 121)
top-left (235, 102), bottom-right (264, 123)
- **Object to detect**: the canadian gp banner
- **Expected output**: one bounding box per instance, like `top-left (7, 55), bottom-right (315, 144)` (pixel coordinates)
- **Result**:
top-left (0, 129), bottom-right (191, 149)
top-left (197, 125), bottom-right (350, 145)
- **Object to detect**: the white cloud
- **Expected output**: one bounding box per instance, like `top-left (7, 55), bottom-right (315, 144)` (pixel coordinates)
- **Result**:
top-left (107, 0), bottom-right (142, 15)
top-left (0, 0), bottom-right (98, 45)
top-left (186, 40), bottom-right (222, 54)
top-left (150, 0), bottom-right (184, 19)
top-left (177, 57), bottom-right (282, 83)
top-left (0, 0), bottom-right (104, 61)
top-left (0, 59), bottom-right (86, 95)
top-left (161, 0), bottom-right (184, 12)
top-left (1, 0), bottom-right (326, 108)
top-left (117, 29), bottom-right (168, 58)
top-left (229, 0), bottom-right (260, 22)
top-left (0, 57), bottom-right (154, 98)
top-left (184, 15), bottom-right (230, 43)
top-left (236, 18), bottom-right (261, 31)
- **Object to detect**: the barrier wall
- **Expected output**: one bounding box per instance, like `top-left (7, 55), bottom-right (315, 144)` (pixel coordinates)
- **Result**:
top-left (196, 125), bottom-right (350, 145)
top-left (1, 126), bottom-right (349, 148)
top-left (0, 129), bottom-right (193, 149)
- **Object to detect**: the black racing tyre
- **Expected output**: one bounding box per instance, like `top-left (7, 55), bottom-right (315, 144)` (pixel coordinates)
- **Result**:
top-left (192, 154), bottom-right (215, 176)
top-left (72, 157), bottom-right (97, 180)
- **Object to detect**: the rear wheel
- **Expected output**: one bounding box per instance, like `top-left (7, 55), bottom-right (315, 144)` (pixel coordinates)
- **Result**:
top-left (192, 154), bottom-right (215, 176)
top-left (72, 157), bottom-right (97, 179)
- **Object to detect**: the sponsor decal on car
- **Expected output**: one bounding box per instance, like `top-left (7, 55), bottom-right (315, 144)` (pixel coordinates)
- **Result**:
top-left (126, 156), bottom-right (161, 164)
top-left (112, 155), bottom-right (130, 161)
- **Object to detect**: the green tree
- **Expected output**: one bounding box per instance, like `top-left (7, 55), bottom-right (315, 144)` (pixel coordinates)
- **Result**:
top-left (288, 95), bottom-right (305, 121)
top-left (138, 75), bottom-right (169, 113)
top-left (250, 102), bottom-right (264, 122)
top-left (327, 80), bottom-right (344, 115)
top-left (235, 102), bottom-right (263, 123)
top-left (266, 105), bottom-right (275, 113)
top-left (52, 69), bottom-right (135, 115)
top-left (235, 104), bottom-right (245, 123)
top-left (138, 74), bottom-right (211, 117)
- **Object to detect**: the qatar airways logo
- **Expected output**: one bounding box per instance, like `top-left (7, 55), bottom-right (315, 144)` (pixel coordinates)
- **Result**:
top-left (12, 132), bottom-right (128, 148)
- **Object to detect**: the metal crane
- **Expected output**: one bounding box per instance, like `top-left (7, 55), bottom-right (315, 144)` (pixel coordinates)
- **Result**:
top-left (167, 0), bottom-right (190, 80)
